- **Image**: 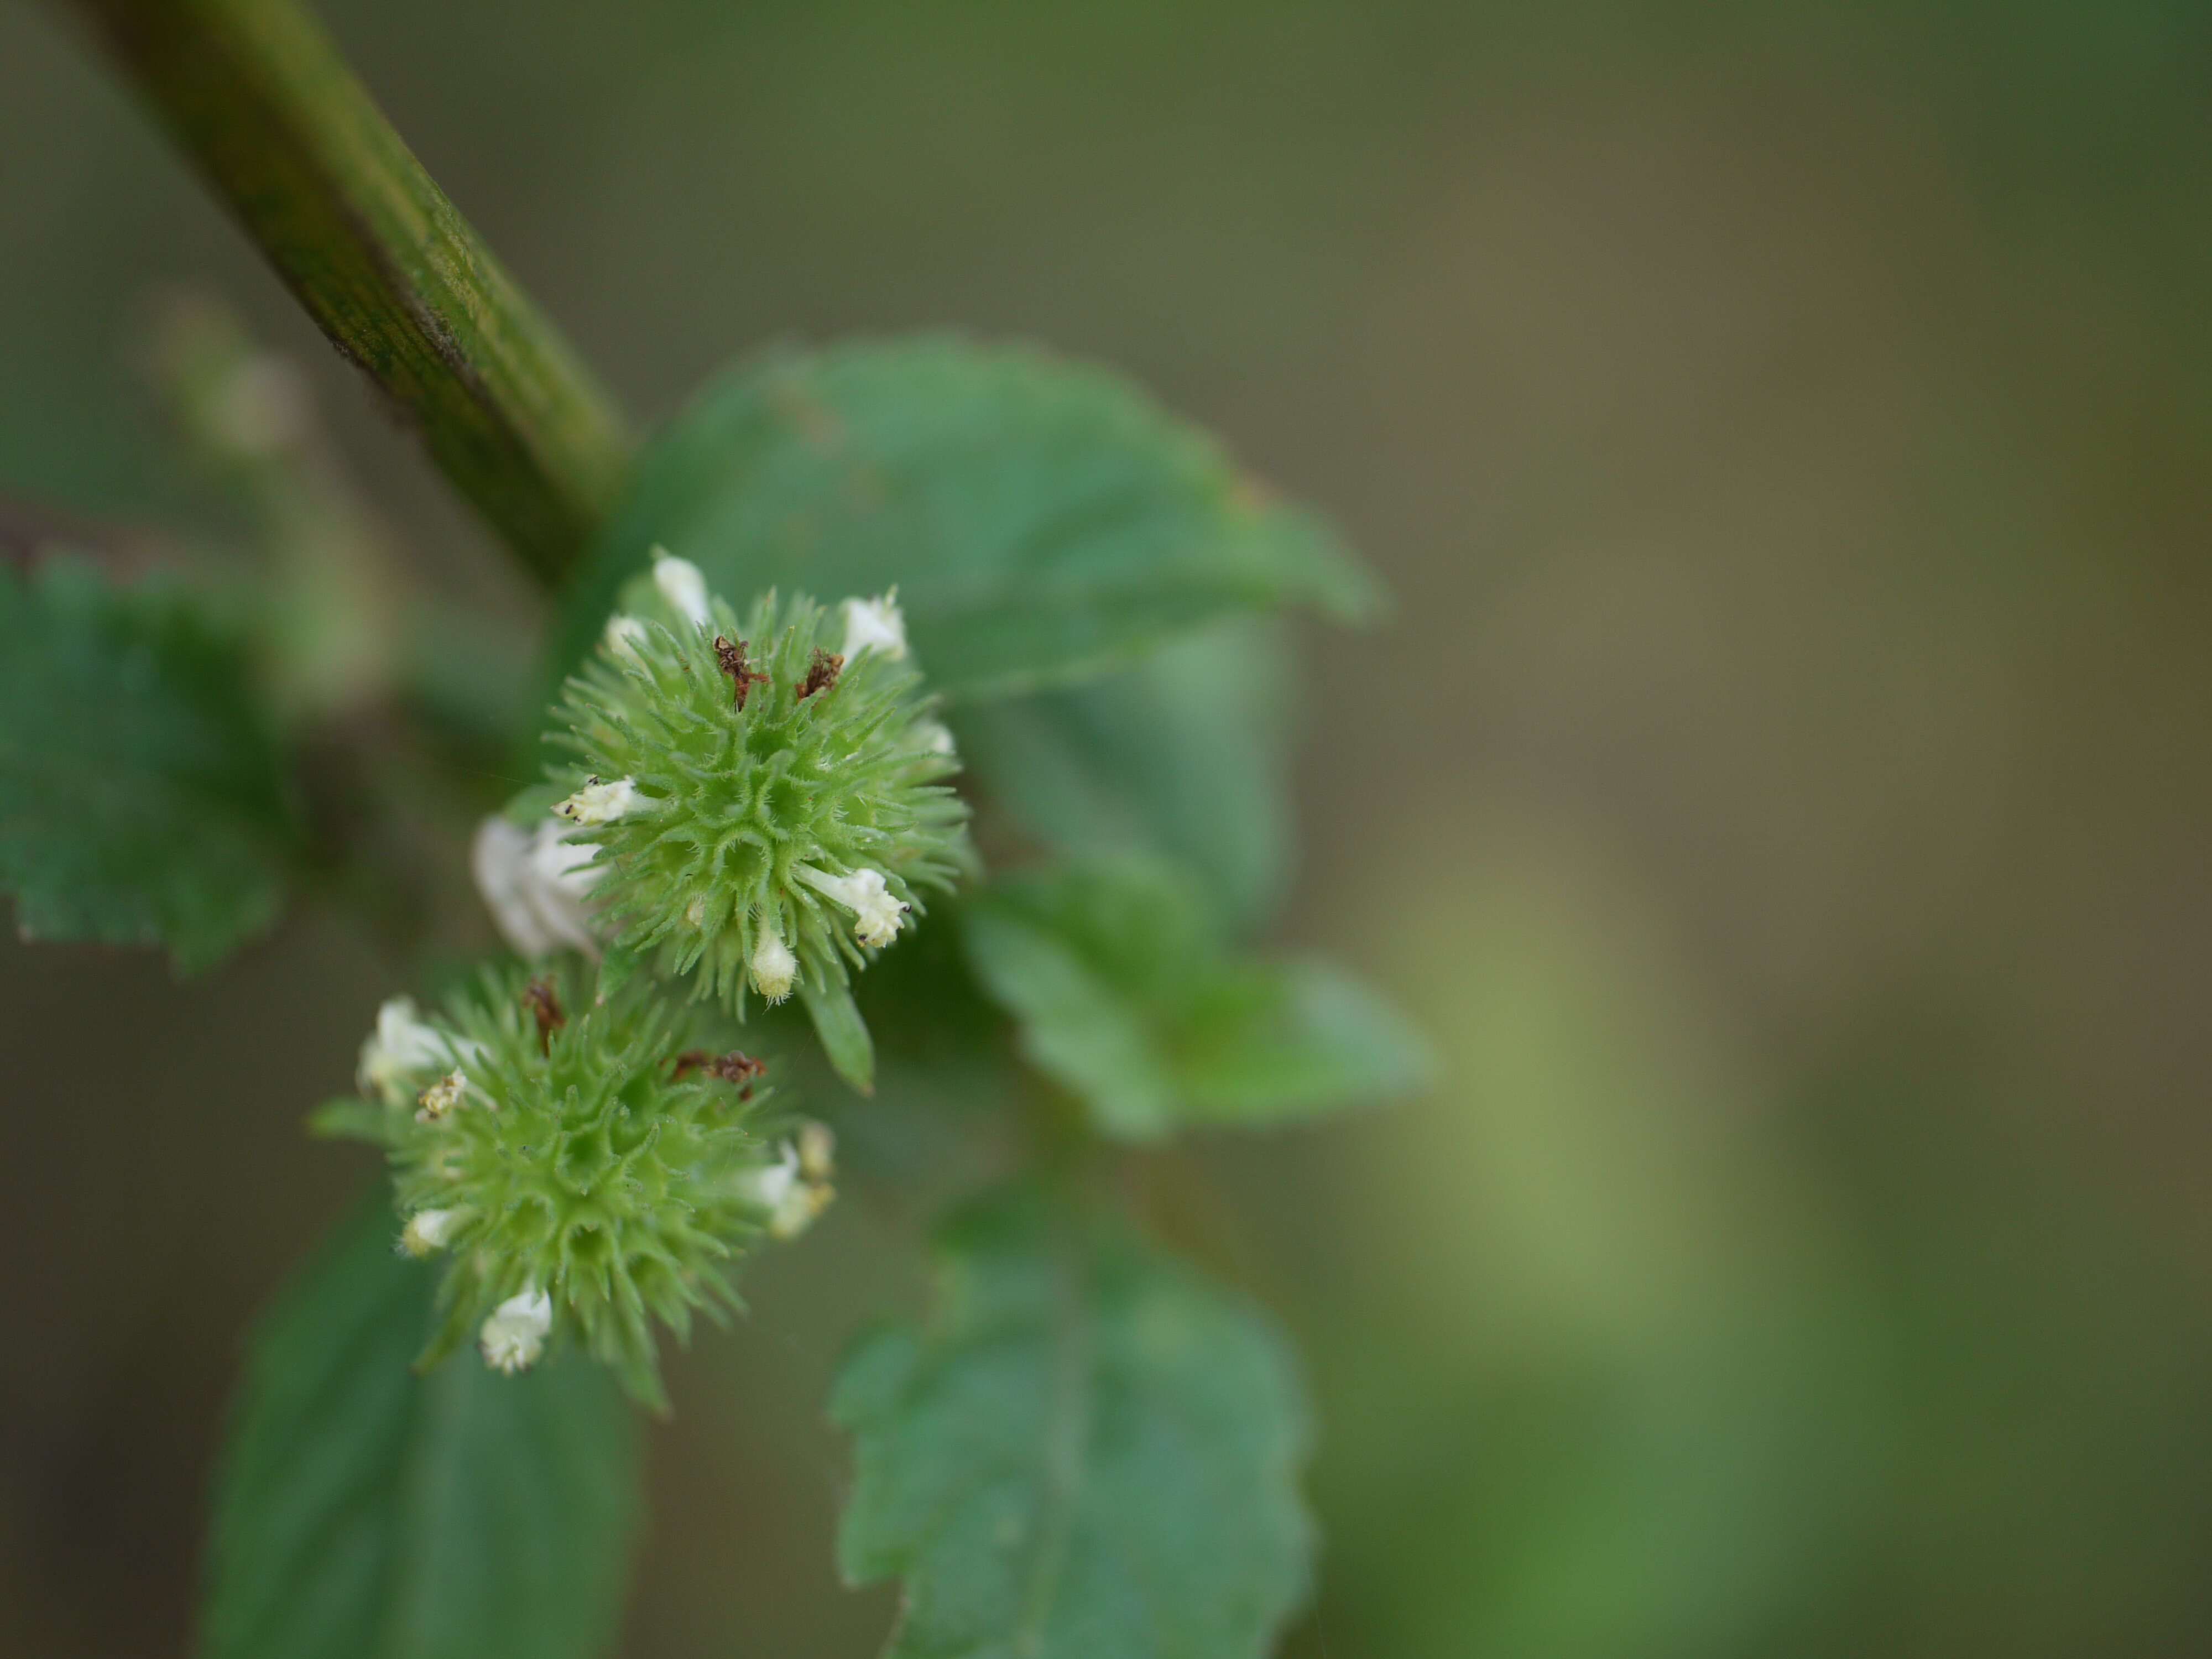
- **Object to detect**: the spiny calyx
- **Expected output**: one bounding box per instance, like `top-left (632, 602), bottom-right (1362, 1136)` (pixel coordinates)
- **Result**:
top-left (542, 561), bottom-right (969, 1089)
top-left (343, 963), bottom-right (828, 1410)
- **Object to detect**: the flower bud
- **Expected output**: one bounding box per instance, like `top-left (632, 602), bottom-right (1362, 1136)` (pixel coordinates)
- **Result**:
top-left (797, 1119), bottom-right (836, 1183)
top-left (749, 926), bottom-right (797, 1002)
top-left (400, 1207), bottom-right (463, 1258)
top-left (478, 1288), bottom-right (552, 1374)
top-left (603, 613), bottom-right (649, 658)
top-left (839, 590), bottom-right (907, 661)
top-left (651, 548), bottom-right (710, 628)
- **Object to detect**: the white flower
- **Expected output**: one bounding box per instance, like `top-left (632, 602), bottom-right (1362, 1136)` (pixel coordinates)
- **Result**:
top-left (357, 998), bottom-right (483, 1109)
top-left (793, 864), bottom-right (908, 948)
top-left (652, 547), bottom-right (711, 628)
top-left (555, 775), bottom-right (641, 826)
top-left (913, 719), bottom-right (956, 757)
top-left (479, 1288), bottom-right (553, 1374)
top-left (603, 613), bottom-right (649, 659)
top-left (400, 1207), bottom-right (462, 1258)
top-left (749, 926), bottom-right (797, 1002)
top-left (472, 817), bottom-right (602, 958)
top-left (358, 997), bottom-right (450, 1107)
top-left (749, 1144), bottom-right (799, 1211)
top-left (741, 1133), bottom-right (836, 1240)
top-left (839, 591), bottom-right (907, 661)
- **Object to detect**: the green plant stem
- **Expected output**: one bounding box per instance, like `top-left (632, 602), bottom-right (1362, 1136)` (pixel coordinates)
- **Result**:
top-left (60, 0), bottom-right (634, 585)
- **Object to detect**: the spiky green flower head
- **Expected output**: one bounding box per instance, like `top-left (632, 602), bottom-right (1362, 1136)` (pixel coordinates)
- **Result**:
top-left (542, 552), bottom-right (971, 1089)
top-left (345, 959), bottom-right (831, 1411)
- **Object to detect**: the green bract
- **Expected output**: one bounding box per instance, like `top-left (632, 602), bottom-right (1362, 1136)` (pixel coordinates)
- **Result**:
top-left (345, 961), bottom-right (800, 1411)
top-left (545, 567), bottom-right (969, 1089)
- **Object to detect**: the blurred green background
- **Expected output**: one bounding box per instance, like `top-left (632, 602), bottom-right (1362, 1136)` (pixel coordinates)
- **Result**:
top-left (4, 1), bottom-right (2211, 1654)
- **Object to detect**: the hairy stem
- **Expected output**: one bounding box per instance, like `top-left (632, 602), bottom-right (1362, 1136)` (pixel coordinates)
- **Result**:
top-left (59, 0), bottom-right (634, 585)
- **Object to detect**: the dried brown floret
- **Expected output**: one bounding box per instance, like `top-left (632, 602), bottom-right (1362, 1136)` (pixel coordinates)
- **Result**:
top-left (797, 647), bottom-right (844, 700)
top-left (714, 634), bottom-right (768, 709)
top-left (521, 977), bottom-right (565, 1053)
top-left (671, 1047), bottom-right (766, 1099)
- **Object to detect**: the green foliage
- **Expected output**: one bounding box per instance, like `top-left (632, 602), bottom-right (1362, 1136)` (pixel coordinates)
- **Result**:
top-left (962, 856), bottom-right (1431, 1140)
top-left (554, 336), bottom-right (1378, 703)
top-left (950, 619), bottom-right (1295, 932)
top-left (834, 1186), bottom-right (1313, 1659)
top-left (0, 555), bottom-right (298, 971)
top-left (203, 1192), bottom-right (641, 1659)
top-left (799, 968), bottom-right (879, 1096)
top-left (17, 51), bottom-right (1407, 1648)
top-left (546, 578), bottom-right (968, 1089)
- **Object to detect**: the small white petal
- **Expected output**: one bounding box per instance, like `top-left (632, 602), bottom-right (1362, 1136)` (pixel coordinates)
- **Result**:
top-left (556, 775), bottom-right (641, 826)
top-left (525, 826), bottom-right (603, 894)
top-left (740, 1141), bottom-right (835, 1241)
top-left (472, 818), bottom-right (602, 959)
top-left (366, 997), bottom-right (439, 1067)
top-left (603, 614), bottom-right (649, 659)
top-left (914, 719), bottom-right (957, 757)
top-left (796, 1120), bottom-right (836, 1184)
top-left (400, 1208), bottom-right (462, 1257)
top-left (358, 997), bottom-right (458, 1107)
top-left (747, 1144), bottom-right (801, 1211)
top-left (472, 818), bottom-right (555, 956)
top-left (652, 549), bottom-right (711, 628)
top-left (839, 591), bottom-right (907, 661)
top-left (479, 1288), bottom-right (552, 1374)
top-left (749, 926), bottom-right (797, 1002)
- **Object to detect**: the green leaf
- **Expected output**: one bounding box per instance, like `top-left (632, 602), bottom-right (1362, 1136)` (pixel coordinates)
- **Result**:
top-left (554, 336), bottom-right (1379, 702)
top-left (800, 971), bottom-right (877, 1095)
top-left (833, 1185), bottom-right (1313, 1659)
top-left (950, 618), bottom-right (1294, 932)
top-left (962, 857), bottom-right (1430, 1140)
top-left (203, 1193), bottom-right (643, 1659)
top-left (305, 1097), bottom-right (398, 1145)
top-left (0, 556), bottom-right (299, 971)
top-left (1177, 959), bottom-right (1433, 1126)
